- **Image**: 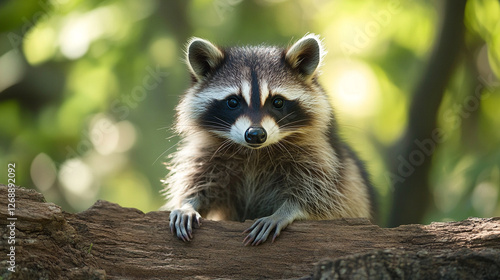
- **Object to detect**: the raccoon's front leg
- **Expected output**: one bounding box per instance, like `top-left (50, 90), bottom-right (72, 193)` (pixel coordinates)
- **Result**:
top-left (243, 200), bottom-right (306, 246)
top-left (169, 198), bottom-right (202, 242)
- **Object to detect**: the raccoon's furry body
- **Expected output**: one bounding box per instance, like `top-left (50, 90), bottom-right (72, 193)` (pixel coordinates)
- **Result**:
top-left (163, 34), bottom-right (376, 245)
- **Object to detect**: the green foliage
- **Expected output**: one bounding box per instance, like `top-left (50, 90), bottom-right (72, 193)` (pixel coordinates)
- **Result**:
top-left (0, 0), bottom-right (498, 223)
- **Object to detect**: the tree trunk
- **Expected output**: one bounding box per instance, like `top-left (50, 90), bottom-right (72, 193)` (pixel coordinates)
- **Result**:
top-left (1, 185), bottom-right (499, 280)
top-left (387, 0), bottom-right (467, 227)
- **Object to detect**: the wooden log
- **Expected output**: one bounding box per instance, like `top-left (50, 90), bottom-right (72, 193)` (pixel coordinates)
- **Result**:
top-left (1, 185), bottom-right (499, 279)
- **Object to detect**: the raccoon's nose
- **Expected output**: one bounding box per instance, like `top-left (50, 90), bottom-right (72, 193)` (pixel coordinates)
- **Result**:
top-left (245, 127), bottom-right (267, 145)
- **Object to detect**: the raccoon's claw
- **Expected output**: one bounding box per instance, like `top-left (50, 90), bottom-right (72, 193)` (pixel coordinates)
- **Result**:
top-left (243, 215), bottom-right (288, 246)
top-left (169, 209), bottom-right (201, 242)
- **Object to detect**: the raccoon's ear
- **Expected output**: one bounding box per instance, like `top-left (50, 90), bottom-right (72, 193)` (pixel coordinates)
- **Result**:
top-left (186, 38), bottom-right (224, 81)
top-left (285, 34), bottom-right (325, 79)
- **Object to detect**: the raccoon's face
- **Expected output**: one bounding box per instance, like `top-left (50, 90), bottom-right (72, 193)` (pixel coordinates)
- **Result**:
top-left (178, 34), bottom-right (330, 149)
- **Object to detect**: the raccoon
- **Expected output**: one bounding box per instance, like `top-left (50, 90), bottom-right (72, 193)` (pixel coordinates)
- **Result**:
top-left (163, 34), bottom-right (376, 246)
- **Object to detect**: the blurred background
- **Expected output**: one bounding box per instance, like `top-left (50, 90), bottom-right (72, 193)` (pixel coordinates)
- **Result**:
top-left (0, 0), bottom-right (498, 227)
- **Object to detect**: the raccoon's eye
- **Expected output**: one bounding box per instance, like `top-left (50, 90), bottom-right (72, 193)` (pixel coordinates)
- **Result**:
top-left (272, 97), bottom-right (284, 109)
top-left (227, 97), bottom-right (240, 109)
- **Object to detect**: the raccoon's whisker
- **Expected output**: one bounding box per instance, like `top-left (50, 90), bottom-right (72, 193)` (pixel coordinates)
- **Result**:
top-left (219, 140), bottom-right (235, 157)
top-left (204, 121), bottom-right (232, 129)
top-left (246, 149), bottom-right (254, 165)
top-left (213, 138), bottom-right (239, 160)
top-left (278, 119), bottom-right (308, 129)
top-left (153, 141), bottom-right (181, 166)
top-left (157, 126), bottom-right (175, 131)
top-left (201, 121), bottom-right (232, 130)
top-left (267, 125), bottom-right (281, 143)
top-left (276, 112), bottom-right (297, 125)
top-left (213, 116), bottom-right (233, 127)
top-left (264, 146), bottom-right (274, 166)
top-left (163, 134), bottom-right (179, 141)
top-left (275, 141), bottom-right (297, 163)
top-left (231, 144), bottom-right (245, 159)
top-left (220, 139), bottom-right (235, 156)
top-left (210, 139), bottom-right (233, 161)
top-left (280, 139), bottom-right (317, 160)
top-left (177, 120), bottom-right (233, 131)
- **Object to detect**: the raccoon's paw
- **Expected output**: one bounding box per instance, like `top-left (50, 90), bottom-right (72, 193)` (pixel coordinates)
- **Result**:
top-left (243, 215), bottom-right (291, 246)
top-left (169, 208), bottom-right (202, 242)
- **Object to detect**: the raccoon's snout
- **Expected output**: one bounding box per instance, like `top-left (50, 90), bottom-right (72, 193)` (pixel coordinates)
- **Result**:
top-left (245, 127), bottom-right (267, 145)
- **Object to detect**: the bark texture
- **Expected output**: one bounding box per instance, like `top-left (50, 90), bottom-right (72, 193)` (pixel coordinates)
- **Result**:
top-left (1, 185), bottom-right (499, 280)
